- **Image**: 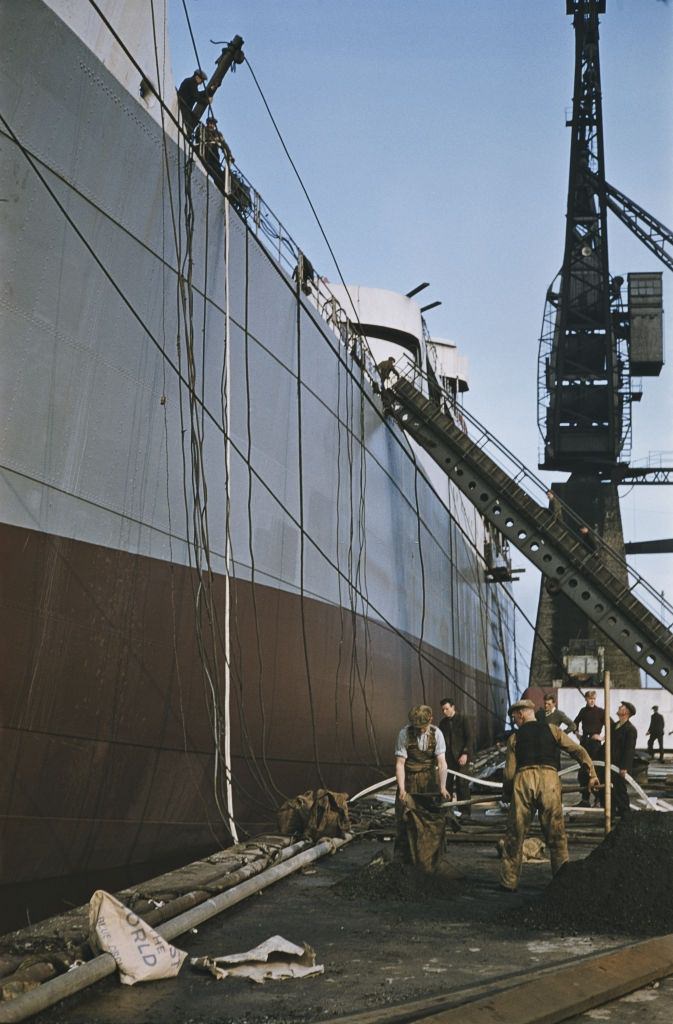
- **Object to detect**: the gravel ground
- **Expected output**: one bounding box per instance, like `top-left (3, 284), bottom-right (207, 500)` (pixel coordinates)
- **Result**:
top-left (519, 813), bottom-right (673, 936)
top-left (22, 830), bottom-right (673, 1024)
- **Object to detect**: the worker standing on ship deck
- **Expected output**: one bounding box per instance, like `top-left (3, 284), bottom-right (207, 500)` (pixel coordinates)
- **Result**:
top-left (196, 115), bottom-right (233, 191)
top-left (177, 69), bottom-right (212, 134)
top-left (499, 699), bottom-right (599, 892)
top-left (394, 705), bottom-right (450, 862)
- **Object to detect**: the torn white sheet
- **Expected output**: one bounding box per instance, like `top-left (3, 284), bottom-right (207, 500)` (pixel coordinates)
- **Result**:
top-left (89, 890), bottom-right (187, 986)
top-left (191, 934), bottom-right (323, 984)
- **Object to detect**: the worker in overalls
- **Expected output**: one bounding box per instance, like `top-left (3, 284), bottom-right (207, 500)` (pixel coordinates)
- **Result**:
top-left (394, 705), bottom-right (450, 863)
top-left (500, 699), bottom-right (599, 892)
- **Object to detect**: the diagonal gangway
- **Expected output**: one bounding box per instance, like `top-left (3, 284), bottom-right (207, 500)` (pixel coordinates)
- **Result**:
top-left (382, 356), bottom-right (673, 687)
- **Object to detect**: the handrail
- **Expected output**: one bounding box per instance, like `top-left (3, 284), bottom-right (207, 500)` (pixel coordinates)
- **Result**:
top-left (387, 352), bottom-right (673, 634)
top-left (216, 159), bottom-right (381, 383)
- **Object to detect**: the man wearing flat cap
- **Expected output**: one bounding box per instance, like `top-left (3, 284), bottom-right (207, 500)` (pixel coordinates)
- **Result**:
top-left (177, 68), bottom-right (212, 133)
top-left (394, 705), bottom-right (450, 861)
top-left (500, 699), bottom-right (599, 892)
top-left (599, 702), bottom-right (638, 820)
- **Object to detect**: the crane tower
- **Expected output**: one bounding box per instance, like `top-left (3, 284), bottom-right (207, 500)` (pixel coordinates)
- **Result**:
top-left (530, 0), bottom-right (665, 689)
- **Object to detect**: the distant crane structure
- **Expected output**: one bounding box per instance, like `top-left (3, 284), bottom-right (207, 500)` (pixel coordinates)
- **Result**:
top-left (378, 0), bottom-right (673, 693)
top-left (531, 0), bottom-right (671, 689)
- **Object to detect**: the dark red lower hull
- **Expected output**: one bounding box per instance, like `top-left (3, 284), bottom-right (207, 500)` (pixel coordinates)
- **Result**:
top-left (0, 522), bottom-right (503, 885)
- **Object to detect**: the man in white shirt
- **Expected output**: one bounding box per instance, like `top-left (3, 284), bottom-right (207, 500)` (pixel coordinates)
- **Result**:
top-left (394, 705), bottom-right (450, 862)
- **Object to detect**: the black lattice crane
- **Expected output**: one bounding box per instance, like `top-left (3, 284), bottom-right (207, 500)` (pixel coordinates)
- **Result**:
top-left (539, 0), bottom-right (666, 473)
top-left (531, 0), bottom-right (669, 690)
top-left (542, 0), bottom-right (622, 470)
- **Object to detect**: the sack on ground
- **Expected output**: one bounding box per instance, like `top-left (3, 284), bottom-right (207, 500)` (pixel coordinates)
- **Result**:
top-left (496, 837), bottom-right (547, 862)
top-left (305, 789), bottom-right (351, 840)
top-left (89, 890), bottom-right (187, 985)
top-left (276, 791), bottom-right (314, 836)
top-left (277, 789), bottom-right (351, 839)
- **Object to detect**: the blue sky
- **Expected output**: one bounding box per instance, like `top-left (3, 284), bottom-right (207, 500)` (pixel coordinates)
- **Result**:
top-left (169, 0), bottom-right (673, 684)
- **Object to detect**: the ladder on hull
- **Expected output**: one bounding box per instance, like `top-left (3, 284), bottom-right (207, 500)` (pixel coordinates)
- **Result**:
top-left (382, 362), bottom-right (673, 687)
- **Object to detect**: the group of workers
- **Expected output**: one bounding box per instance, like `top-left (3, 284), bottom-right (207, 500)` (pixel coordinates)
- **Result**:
top-left (395, 689), bottom-right (660, 892)
top-left (176, 69), bottom-right (252, 220)
top-left (177, 70), bottom-right (234, 186)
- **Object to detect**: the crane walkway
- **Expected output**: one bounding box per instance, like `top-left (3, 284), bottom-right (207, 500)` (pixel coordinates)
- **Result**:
top-left (382, 358), bottom-right (673, 687)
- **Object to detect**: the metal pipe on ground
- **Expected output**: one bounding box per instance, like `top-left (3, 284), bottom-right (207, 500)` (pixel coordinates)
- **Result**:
top-left (141, 839), bottom-right (309, 928)
top-left (0, 835), bottom-right (351, 1023)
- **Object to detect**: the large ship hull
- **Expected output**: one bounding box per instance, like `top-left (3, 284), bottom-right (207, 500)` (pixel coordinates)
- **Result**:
top-left (0, 0), bottom-right (511, 886)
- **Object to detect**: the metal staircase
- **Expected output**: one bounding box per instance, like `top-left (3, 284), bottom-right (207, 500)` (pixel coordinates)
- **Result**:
top-left (382, 358), bottom-right (673, 686)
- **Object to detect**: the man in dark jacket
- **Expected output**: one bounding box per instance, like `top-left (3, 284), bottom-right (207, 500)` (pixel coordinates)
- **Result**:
top-left (600, 701), bottom-right (637, 819)
top-left (177, 69), bottom-right (211, 133)
top-left (536, 693), bottom-right (578, 734)
top-left (438, 698), bottom-right (472, 813)
top-left (647, 705), bottom-right (665, 762)
top-left (574, 690), bottom-right (604, 805)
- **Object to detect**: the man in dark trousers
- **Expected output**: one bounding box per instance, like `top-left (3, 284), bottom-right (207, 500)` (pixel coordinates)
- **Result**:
top-left (500, 699), bottom-right (599, 892)
top-left (574, 689), bottom-right (604, 806)
top-left (600, 701), bottom-right (637, 820)
top-left (647, 705), bottom-right (665, 762)
top-left (177, 69), bottom-right (211, 134)
top-left (438, 697), bottom-right (472, 815)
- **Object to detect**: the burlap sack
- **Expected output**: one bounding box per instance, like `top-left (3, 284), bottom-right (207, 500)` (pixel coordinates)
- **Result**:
top-left (89, 890), bottom-right (187, 985)
top-left (277, 789), bottom-right (351, 839)
top-left (403, 794), bottom-right (446, 873)
top-left (276, 790), bottom-right (314, 836)
top-left (305, 789), bottom-right (351, 840)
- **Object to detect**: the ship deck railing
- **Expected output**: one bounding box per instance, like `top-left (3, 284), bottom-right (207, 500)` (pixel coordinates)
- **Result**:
top-left (202, 154), bottom-right (381, 386)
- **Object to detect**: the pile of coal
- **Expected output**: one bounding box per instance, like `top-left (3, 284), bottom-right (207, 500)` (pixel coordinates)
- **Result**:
top-left (521, 812), bottom-right (673, 935)
top-left (336, 856), bottom-right (461, 902)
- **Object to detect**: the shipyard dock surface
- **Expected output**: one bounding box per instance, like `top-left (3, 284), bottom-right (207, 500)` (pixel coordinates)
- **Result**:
top-left (4, 812), bottom-right (673, 1024)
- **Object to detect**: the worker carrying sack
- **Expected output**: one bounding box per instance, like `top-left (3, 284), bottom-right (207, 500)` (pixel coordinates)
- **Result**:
top-left (89, 890), bottom-right (187, 985)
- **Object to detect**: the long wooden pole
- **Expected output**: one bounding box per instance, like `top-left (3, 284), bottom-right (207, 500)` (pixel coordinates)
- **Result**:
top-left (604, 670), bottom-right (612, 835)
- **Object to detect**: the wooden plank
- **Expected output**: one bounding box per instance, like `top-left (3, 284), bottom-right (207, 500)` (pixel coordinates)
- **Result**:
top-left (323, 947), bottom-right (626, 1024)
top-left (325, 936), bottom-right (673, 1024)
top-left (417, 934), bottom-right (673, 1024)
